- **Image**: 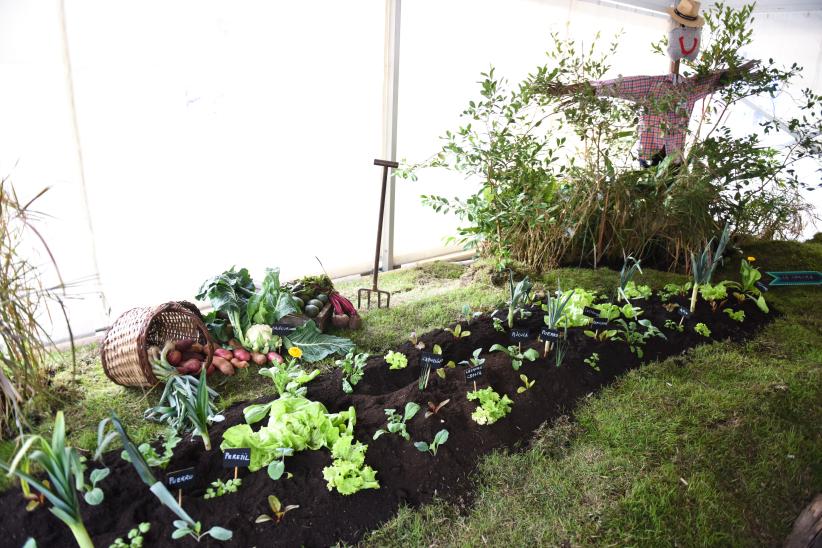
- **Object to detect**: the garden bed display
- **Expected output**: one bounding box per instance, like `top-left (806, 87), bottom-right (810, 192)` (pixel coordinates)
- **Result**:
top-left (0, 274), bottom-right (773, 547)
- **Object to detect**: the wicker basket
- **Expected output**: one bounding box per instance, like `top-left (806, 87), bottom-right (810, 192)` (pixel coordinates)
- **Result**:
top-left (101, 302), bottom-right (214, 387)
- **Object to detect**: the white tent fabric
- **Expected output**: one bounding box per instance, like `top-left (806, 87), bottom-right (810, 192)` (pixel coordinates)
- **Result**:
top-left (1, 0), bottom-right (820, 340)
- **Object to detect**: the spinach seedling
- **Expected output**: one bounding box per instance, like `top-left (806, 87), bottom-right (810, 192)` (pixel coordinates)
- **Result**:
top-left (255, 495), bottom-right (299, 525)
top-left (489, 343), bottom-right (539, 371)
top-left (444, 323), bottom-right (471, 339)
top-left (414, 429), bottom-right (449, 456)
top-left (516, 374), bottom-right (536, 393)
top-left (459, 348), bottom-right (486, 368)
top-left (664, 319), bottom-right (684, 332)
top-left (373, 402), bottom-right (421, 441)
top-left (425, 399), bottom-right (450, 418)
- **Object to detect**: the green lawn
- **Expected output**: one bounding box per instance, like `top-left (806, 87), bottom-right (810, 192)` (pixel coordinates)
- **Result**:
top-left (3, 240), bottom-right (820, 546)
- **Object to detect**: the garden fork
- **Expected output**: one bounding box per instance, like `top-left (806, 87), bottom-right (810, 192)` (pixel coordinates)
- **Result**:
top-left (358, 159), bottom-right (397, 309)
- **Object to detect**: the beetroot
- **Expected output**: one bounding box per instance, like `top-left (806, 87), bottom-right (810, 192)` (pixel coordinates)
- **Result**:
top-left (332, 314), bottom-right (350, 328)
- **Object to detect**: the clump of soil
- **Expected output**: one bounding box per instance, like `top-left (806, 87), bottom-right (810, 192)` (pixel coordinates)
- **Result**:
top-left (0, 295), bottom-right (771, 547)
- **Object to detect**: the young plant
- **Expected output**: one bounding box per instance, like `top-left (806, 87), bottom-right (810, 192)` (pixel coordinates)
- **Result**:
top-left (664, 319), bottom-right (685, 332)
top-left (621, 281), bottom-right (652, 300)
top-left (689, 223), bottom-right (731, 312)
top-left (694, 322), bottom-right (712, 337)
top-left (444, 323), bottom-right (471, 339)
top-left (373, 402), bottom-right (421, 441)
top-left (699, 282), bottom-right (728, 312)
top-left (260, 350), bottom-right (320, 398)
top-left (492, 317), bottom-right (505, 333)
top-left (335, 350), bottom-right (369, 394)
top-left (725, 259), bottom-right (769, 313)
top-left (0, 412), bottom-right (96, 548)
top-left (266, 447), bottom-right (294, 481)
top-left (419, 345), bottom-right (442, 390)
top-left (614, 319), bottom-right (666, 358)
top-left (425, 399), bottom-right (450, 418)
top-left (255, 495), bottom-right (299, 525)
top-left (121, 428), bottom-right (181, 469)
top-left (413, 429), bottom-right (449, 456)
top-left (620, 303), bottom-right (643, 319)
top-left (583, 353), bottom-right (601, 371)
top-left (434, 360), bottom-right (457, 380)
top-left (110, 522), bottom-right (151, 548)
top-left (467, 387), bottom-right (513, 425)
top-left (459, 348), bottom-right (486, 368)
top-left (583, 327), bottom-right (618, 341)
top-left (541, 284), bottom-right (574, 355)
top-left (516, 374), bottom-right (536, 393)
top-left (723, 308), bottom-right (745, 322)
top-left (660, 281), bottom-right (692, 302)
top-left (489, 343), bottom-right (539, 370)
top-left (408, 331), bottom-right (425, 349)
top-left (617, 255), bottom-right (643, 302)
top-left (593, 303), bottom-right (621, 321)
top-left (507, 271), bottom-right (533, 328)
top-left (554, 335), bottom-right (570, 368)
top-left (204, 478), bottom-right (242, 499)
top-left (110, 413), bottom-right (233, 543)
top-left (384, 350), bottom-right (408, 370)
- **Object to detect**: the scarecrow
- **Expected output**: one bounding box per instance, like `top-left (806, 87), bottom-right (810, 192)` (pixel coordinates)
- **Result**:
top-left (540, 0), bottom-right (756, 168)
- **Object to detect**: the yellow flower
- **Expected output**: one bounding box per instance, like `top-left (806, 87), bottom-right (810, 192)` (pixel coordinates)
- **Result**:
top-left (747, 256), bottom-right (756, 262)
top-left (288, 347), bottom-right (303, 359)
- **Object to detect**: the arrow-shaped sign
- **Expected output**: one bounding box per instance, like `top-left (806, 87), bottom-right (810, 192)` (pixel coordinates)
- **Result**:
top-left (765, 271), bottom-right (822, 286)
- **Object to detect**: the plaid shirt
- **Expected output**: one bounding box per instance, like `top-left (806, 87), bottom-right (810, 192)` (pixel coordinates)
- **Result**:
top-left (592, 72), bottom-right (723, 162)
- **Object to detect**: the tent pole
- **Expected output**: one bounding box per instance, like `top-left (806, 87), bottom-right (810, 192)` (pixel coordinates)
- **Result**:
top-left (380, 0), bottom-right (401, 272)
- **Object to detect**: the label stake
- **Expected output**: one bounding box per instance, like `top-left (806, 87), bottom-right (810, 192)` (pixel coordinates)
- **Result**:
top-left (178, 489), bottom-right (182, 506)
top-left (234, 466), bottom-right (238, 481)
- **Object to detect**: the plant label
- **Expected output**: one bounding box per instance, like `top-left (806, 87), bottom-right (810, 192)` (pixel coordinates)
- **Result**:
top-left (166, 467), bottom-right (195, 490)
top-left (510, 328), bottom-right (531, 342)
top-left (464, 364), bottom-right (484, 381)
top-left (677, 307), bottom-right (690, 318)
top-left (765, 271), bottom-right (822, 286)
top-left (592, 318), bottom-right (608, 329)
top-left (540, 327), bottom-right (560, 341)
top-left (223, 448), bottom-right (251, 468)
top-left (271, 323), bottom-right (297, 336)
top-left (582, 306), bottom-right (599, 318)
top-left (755, 281), bottom-right (769, 292)
top-left (420, 352), bottom-right (445, 370)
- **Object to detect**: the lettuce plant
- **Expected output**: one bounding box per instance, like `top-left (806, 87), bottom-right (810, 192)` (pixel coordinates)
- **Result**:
top-left (373, 402), bottom-right (420, 441)
top-left (694, 323), bottom-right (712, 337)
top-left (699, 283), bottom-right (728, 312)
top-left (384, 350), bottom-right (408, 370)
top-left (323, 435), bottom-right (380, 495)
top-left (593, 303), bottom-right (621, 321)
top-left (467, 388), bottom-right (513, 425)
top-left (259, 359), bottom-right (320, 398)
top-left (621, 281), bottom-right (652, 300)
top-left (723, 308), bottom-right (745, 322)
top-left (489, 344), bottom-right (539, 370)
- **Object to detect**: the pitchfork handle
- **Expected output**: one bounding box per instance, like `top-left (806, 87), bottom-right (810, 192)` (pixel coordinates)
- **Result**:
top-left (372, 159), bottom-right (395, 290)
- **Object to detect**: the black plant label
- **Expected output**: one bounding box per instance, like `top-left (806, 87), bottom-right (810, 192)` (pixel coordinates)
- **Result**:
top-left (583, 306), bottom-right (599, 318)
top-left (223, 448), bottom-right (251, 468)
top-left (677, 307), bottom-right (690, 317)
top-left (420, 352), bottom-right (445, 370)
top-left (540, 327), bottom-right (560, 341)
top-left (592, 318), bottom-right (608, 329)
top-left (271, 323), bottom-right (297, 336)
top-left (510, 328), bottom-right (531, 342)
top-left (167, 467), bottom-right (195, 489)
top-left (464, 365), bottom-right (484, 381)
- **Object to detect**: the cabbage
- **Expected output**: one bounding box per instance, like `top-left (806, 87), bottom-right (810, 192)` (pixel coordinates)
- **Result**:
top-left (245, 324), bottom-right (273, 353)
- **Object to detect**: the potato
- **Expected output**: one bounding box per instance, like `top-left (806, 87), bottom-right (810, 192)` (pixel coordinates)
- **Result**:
top-left (167, 350), bottom-right (182, 366)
top-left (177, 358), bottom-right (202, 375)
top-left (175, 339), bottom-right (195, 352)
top-left (212, 356), bottom-right (235, 376)
top-left (232, 348), bottom-right (252, 362)
top-left (267, 352), bottom-right (284, 364)
top-left (190, 342), bottom-right (204, 353)
top-left (251, 352), bottom-right (267, 366)
top-left (214, 348), bottom-right (234, 360)
top-left (228, 339), bottom-right (243, 350)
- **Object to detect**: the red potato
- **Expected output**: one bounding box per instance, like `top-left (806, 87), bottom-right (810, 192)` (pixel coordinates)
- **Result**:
top-left (175, 339), bottom-right (195, 352)
top-left (214, 348), bottom-right (234, 360)
top-left (228, 339), bottom-right (243, 350)
top-left (267, 352), bottom-right (284, 364)
top-left (207, 363), bottom-right (216, 376)
top-left (232, 359), bottom-right (249, 369)
top-left (232, 348), bottom-right (252, 362)
top-left (190, 342), bottom-right (205, 354)
top-left (251, 352), bottom-right (267, 366)
top-left (332, 314), bottom-right (350, 329)
top-left (177, 358), bottom-right (202, 375)
top-left (166, 350), bottom-right (182, 366)
top-left (212, 356), bottom-right (235, 376)
top-left (181, 351), bottom-right (206, 362)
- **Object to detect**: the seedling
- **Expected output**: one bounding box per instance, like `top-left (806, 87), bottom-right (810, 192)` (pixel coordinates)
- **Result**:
top-left (335, 350), bottom-right (369, 394)
top-left (409, 331), bottom-right (425, 349)
top-left (724, 259), bottom-right (769, 313)
top-left (490, 343), bottom-right (539, 370)
top-left (459, 348), bottom-right (486, 368)
top-left (419, 345), bottom-right (442, 390)
top-left (617, 254), bottom-right (643, 303)
top-left (516, 374), bottom-right (536, 393)
top-left (699, 283), bottom-right (728, 313)
top-left (583, 353), bottom-right (601, 371)
top-left (542, 284), bottom-right (574, 354)
top-left (373, 402), bottom-right (421, 441)
top-left (435, 360), bottom-right (457, 380)
top-left (506, 270), bottom-right (533, 328)
top-left (384, 350), bottom-right (408, 370)
top-left (266, 447), bottom-right (294, 481)
top-left (110, 522), bottom-right (151, 548)
top-left (414, 429), bottom-right (449, 456)
top-left (694, 322), bottom-right (712, 337)
top-left (660, 281), bottom-right (692, 302)
top-left (554, 336), bottom-right (569, 368)
top-left (255, 495), bottom-right (299, 525)
top-left (467, 387), bottom-right (513, 425)
top-left (723, 308), bottom-right (745, 322)
top-left (614, 318), bottom-right (666, 358)
top-left (594, 303), bottom-right (621, 321)
top-left (689, 223), bottom-right (731, 312)
top-left (260, 359), bottom-right (320, 398)
top-left (204, 478), bottom-right (242, 499)
top-left (583, 328), bottom-right (618, 342)
top-left (444, 323), bottom-right (471, 339)
top-left (121, 428), bottom-right (181, 469)
top-left (171, 520), bottom-right (233, 542)
top-left (425, 399), bottom-right (451, 418)
top-left (664, 319), bottom-right (684, 332)
top-left (621, 281), bottom-right (652, 300)
top-left (492, 317), bottom-right (505, 333)
top-left (620, 303), bottom-right (643, 319)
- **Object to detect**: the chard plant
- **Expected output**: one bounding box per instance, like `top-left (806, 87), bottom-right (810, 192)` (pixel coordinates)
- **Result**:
top-left (255, 495), bottom-right (299, 525)
top-left (489, 344), bottom-right (539, 371)
top-left (694, 323), bottom-right (712, 337)
top-left (385, 350), bottom-right (408, 370)
top-left (335, 350), bottom-right (369, 394)
top-left (204, 478), bottom-right (242, 499)
top-left (424, 399), bottom-right (450, 418)
top-left (506, 271), bottom-right (533, 328)
top-left (516, 374), bottom-right (536, 393)
top-left (444, 323), bottom-right (471, 339)
top-left (260, 357), bottom-right (320, 398)
top-left (614, 319), bottom-right (666, 358)
top-left (459, 348), bottom-right (486, 368)
top-left (689, 223), bottom-right (731, 312)
top-left (111, 413), bottom-right (232, 543)
top-left (373, 402), bottom-right (421, 441)
top-left (467, 387), bottom-right (513, 425)
top-left (583, 353), bottom-right (601, 371)
top-left (724, 259), bottom-right (769, 313)
top-left (617, 255), bottom-right (643, 303)
top-left (0, 412), bottom-right (98, 548)
top-left (414, 429), bottom-right (449, 456)
top-left (724, 308), bottom-right (745, 322)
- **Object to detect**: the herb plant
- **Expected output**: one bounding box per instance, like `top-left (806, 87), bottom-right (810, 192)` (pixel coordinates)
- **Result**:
top-left (723, 308), bottom-right (745, 322)
top-left (373, 402), bottom-right (421, 441)
top-left (489, 344), bottom-right (539, 370)
top-left (110, 522), bottom-right (150, 548)
top-left (467, 388), bottom-right (513, 425)
top-left (583, 353), bottom-right (601, 371)
top-left (204, 478), bottom-right (242, 499)
top-left (694, 323), bottom-right (712, 337)
top-left (335, 350), bottom-right (369, 394)
top-left (516, 374), bottom-right (536, 393)
top-left (614, 319), bottom-right (666, 358)
top-left (414, 429), bottom-right (449, 456)
top-left (255, 495), bottom-right (299, 524)
top-left (444, 323), bottom-right (471, 339)
top-left (384, 350), bottom-right (408, 370)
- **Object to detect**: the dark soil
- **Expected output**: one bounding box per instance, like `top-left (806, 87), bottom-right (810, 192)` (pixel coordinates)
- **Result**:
top-left (1, 296), bottom-right (772, 547)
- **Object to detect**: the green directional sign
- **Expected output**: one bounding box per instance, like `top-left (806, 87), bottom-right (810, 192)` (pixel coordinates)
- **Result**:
top-left (765, 271), bottom-right (822, 286)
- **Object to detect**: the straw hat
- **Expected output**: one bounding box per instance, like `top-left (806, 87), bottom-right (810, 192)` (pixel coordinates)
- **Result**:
top-left (667, 0), bottom-right (704, 28)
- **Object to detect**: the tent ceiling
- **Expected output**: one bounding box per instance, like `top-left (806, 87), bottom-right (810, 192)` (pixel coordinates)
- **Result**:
top-left (583, 0), bottom-right (822, 15)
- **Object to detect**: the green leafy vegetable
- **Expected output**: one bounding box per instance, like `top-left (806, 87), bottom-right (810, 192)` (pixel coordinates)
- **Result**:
top-left (284, 320), bottom-right (354, 363)
top-left (204, 478), bottom-right (242, 499)
top-left (489, 344), bottom-right (539, 370)
top-left (258, 359), bottom-right (320, 398)
top-left (373, 402), bottom-right (420, 441)
top-left (384, 350), bottom-right (408, 370)
top-left (413, 429), bottom-right (449, 456)
top-left (694, 322), bottom-right (712, 337)
top-left (467, 387), bottom-right (513, 425)
top-left (196, 267), bottom-right (255, 347)
top-left (246, 268), bottom-right (299, 327)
